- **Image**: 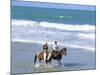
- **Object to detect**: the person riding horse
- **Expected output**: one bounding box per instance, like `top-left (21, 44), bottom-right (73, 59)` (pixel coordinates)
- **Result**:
top-left (47, 41), bottom-right (59, 60)
top-left (52, 41), bottom-right (59, 56)
top-left (52, 41), bottom-right (59, 51)
top-left (34, 41), bottom-right (67, 65)
top-left (34, 47), bottom-right (67, 65)
top-left (43, 42), bottom-right (48, 62)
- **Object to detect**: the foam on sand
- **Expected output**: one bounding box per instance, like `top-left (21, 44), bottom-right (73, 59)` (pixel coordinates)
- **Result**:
top-left (12, 39), bottom-right (95, 52)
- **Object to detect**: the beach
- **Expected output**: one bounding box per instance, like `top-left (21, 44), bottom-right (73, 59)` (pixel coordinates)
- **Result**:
top-left (11, 1), bottom-right (96, 74)
top-left (11, 41), bottom-right (95, 74)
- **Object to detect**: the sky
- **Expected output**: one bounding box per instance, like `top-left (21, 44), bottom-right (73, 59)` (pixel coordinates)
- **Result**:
top-left (19, 0), bottom-right (96, 5)
top-left (12, 0), bottom-right (96, 11)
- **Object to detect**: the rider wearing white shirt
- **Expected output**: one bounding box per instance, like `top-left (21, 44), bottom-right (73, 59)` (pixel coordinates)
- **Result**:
top-left (52, 41), bottom-right (59, 51)
top-left (47, 41), bottom-right (59, 60)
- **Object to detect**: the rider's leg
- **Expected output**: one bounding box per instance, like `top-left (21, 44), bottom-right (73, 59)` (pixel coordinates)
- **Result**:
top-left (52, 50), bottom-right (58, 57)
top-left (56, 51), bottom-right (59, 56)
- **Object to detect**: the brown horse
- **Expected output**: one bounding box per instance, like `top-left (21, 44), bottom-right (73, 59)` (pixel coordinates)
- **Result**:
top-left (34, 51), bottom-right (49, 64)
top-left (34, 48), bottom-right (67, 65)
top-left (47, 48), bottom-right (67, 65)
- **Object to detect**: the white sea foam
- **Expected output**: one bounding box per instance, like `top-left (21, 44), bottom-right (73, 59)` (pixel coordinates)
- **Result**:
top-left (11, 19), bottom-right (95, 52)
top-left (34, 63), bottom-right (55, 68)
top-left (12, 39), bottom-right (95, 52)
top-left (35, 63), bottom-right (40, 67)
top-left (12, 19), bottom-right (95, 32)
top-left (12, 20), bottom-right (38, 26)
top-left (78, 33), bottom-right (95, 39)
top-left (59, 16), bottom-right (65, 18)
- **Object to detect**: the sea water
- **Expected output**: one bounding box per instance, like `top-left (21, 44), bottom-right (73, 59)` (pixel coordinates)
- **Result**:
top-left (11, 4), bottom-right (96, 51)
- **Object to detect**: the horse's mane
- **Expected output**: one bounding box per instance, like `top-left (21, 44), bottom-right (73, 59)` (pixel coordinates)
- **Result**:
top-left (60, 48), bottom-right (66, 51)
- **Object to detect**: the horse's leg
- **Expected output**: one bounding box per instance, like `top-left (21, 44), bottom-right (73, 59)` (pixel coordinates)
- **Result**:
top-left (57, 60), bottom-right (61, 65)
top-left (57, 60), bottom-right (59, 64)
top-left (59, 61), bottom-right (61, 65)
top-left (39, 60), bottom-right (41, 63)
top-left (34, 54), bottom-right (37, 64)
top-left (46, 60), bottom-right (51, 65)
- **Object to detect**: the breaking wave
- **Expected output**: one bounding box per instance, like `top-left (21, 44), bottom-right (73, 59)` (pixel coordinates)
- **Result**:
top-left (12, 19), bottom-right (95, 52)
top-left (12, 19), bottom-right (95, 32)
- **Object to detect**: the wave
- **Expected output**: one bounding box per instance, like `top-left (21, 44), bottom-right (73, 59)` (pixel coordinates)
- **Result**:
top-left (78, 33), bottom-right (95, 39)
top-left (12, 39), bottom-right (95, 52)
top-left (11, 19), bottom-right (95, 52)
top-left (59, 16), bottom-right (65, 18)
top-left (12, 19), bottom-right (95, 32)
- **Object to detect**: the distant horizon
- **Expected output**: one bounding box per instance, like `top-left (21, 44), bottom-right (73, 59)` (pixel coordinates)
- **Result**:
top-left (12, 1), bottom-right (96, 11)
top-left (14, 0), bottom-right (96, 5)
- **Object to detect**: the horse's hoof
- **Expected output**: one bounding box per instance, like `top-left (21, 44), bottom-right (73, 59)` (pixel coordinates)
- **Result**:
top-left (46, 60), bottom-right (48, 62)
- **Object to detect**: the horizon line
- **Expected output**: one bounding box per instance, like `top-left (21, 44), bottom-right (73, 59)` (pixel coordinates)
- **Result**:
top-left (12, 1), bottom-right (96, 11)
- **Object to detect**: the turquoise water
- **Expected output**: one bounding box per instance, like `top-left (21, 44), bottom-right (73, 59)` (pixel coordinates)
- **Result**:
top-left (11, 6), bottom-right (96, 25)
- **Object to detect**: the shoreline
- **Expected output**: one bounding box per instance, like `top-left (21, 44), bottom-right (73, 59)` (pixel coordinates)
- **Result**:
top-left (11, 40), bottom-right (95, 52)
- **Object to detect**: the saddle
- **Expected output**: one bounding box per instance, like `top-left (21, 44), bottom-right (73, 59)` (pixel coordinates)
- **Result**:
top-left (52, 50), bottom-right (59, 56)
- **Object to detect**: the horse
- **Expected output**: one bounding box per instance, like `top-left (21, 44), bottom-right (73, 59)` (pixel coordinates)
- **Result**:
top-left (34, 48), bottom-right (67, 65)
top-left (34, 51), bottom-right (49, 64)
top-left (47, 48), bottom-right (67, 65)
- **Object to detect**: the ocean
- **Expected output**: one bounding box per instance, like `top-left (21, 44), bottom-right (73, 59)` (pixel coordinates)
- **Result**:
top-left (11, 5), bottom-right (96, 51)
top-left (11, 2), bottom-right (96, 74)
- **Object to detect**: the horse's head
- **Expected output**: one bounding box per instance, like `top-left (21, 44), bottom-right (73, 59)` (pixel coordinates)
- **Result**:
top-left (61, 48), bottom-right (67, 56)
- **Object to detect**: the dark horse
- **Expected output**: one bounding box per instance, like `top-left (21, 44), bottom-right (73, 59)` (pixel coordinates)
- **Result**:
top-left (47, 48), bottom-right (67, 65)
top-left (34, 48), bottom-right (67, 65)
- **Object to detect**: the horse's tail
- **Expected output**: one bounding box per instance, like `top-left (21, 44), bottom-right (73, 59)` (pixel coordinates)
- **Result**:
top-left (34, 54), bottom-right (37, 64)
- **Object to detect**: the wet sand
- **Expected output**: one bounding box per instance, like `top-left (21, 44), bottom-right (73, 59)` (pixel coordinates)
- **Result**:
top-left (11, 41), bottom-right (96, 74)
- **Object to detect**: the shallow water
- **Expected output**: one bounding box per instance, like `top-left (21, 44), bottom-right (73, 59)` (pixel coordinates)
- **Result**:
top-left (11, 42), bottom-right (96, 74)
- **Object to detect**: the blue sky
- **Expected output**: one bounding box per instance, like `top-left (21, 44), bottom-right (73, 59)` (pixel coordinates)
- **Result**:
top-left (12, 1), bottom-right (96, 11)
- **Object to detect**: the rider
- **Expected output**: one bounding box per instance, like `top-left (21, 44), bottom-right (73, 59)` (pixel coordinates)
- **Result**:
top-left (52, 41), bottom-right (59, 51)
top-left (52, 41), bottom-right (59, 56)
top-left (47, 41), bottom-right (59, 60)
top-left (43, 42), bottom-right (48, 62)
